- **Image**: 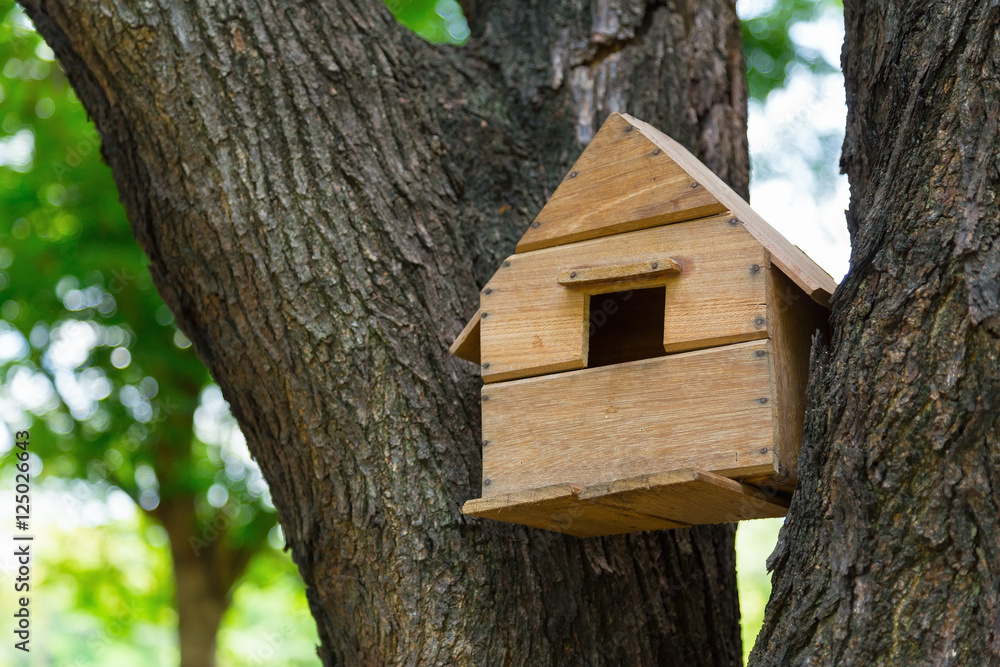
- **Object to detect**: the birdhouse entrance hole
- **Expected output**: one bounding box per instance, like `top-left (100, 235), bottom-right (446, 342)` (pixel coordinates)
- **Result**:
top-left (587, 286), bottom-right (667, 368)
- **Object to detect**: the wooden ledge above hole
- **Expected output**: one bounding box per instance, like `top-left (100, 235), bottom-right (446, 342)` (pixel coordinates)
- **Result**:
top-left (557, 258), bottom-right (681, 288)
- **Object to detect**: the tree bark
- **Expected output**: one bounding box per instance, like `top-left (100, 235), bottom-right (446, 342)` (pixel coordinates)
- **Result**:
top-left (20, 0), bottom-right (750, 663)
top-left (752, 2), bottom-right (1000, 665)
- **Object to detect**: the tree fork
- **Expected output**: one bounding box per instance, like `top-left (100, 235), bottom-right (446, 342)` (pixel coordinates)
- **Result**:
top-left (21, 0), bottom-right (750, 663)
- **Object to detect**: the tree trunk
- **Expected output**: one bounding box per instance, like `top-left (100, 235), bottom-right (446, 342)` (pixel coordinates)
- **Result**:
top-left (752, 2), bottom-right (1000, 665)
top-left (156, 496), bottom-right (254, 667)
top-left (168, 536), bottom-right (228, 667)
top-left (21, 0), bottom-right (749, 663)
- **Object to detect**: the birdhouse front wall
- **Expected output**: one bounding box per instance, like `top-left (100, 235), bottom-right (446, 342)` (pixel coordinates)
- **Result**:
top-left (479, 339), bottom-right (777, 498)
top-left (479, 213), bottom-right (771, 384)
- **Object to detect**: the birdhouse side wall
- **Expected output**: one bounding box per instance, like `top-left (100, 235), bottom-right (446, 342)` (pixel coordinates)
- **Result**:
top-left (760, 267), bottom-right (831, 489)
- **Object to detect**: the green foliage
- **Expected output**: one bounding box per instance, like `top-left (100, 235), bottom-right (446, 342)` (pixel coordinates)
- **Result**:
top-left (740, 0), bottom-right (842, 100)
top-left (217, 547), bottom-right (320, 665)
top-left (384, 0), bottom-right (469, 44)
top-left (0, 0), bottom-right (275, 545)
top-left (0, 1), bottom-right (302, 660)
top-left (736, 518), bottom-right (783, 663)
top-left (24, 505), bottom-right (178, 666)
top-left (6, 491), bottom-right (317, 666)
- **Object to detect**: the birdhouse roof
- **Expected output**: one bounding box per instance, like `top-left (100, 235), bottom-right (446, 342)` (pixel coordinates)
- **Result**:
top-left (449, 112), bottom-right (837, 363)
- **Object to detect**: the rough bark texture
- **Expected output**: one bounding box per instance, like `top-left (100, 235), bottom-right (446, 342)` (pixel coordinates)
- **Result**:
top-left (20, 0), bottom-right (751, 664)
top-left (752, 2), bottom-right (1000, 665)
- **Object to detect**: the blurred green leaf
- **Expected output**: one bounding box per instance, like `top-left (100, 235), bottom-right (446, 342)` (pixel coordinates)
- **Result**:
top-left (740, 0), bottom-right (842, 101)
top-left (385, 0), bottom-right (470, 44)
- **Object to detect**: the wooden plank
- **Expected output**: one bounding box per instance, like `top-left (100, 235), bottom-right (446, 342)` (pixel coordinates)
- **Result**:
top-left (479, 340), bottom-right (778, 497)
top-left (623, 113), bottom-right (838, 306)
top-left (557, 259), bottom-right (681, 287)
top-left (766, 267), bottom-right (830, 484)
top-left (480, 216), bottom-right (770, 383)
top-left (514, 113), bottom-right (727, 254)
top-left (448, 308), bottom-right (482, 364)
top-left (462, 469), bottom-right (789, 537)
top-left (462, 483), bottom-right (685, 537)
top-left (581, 469), bottom-right (789, 527)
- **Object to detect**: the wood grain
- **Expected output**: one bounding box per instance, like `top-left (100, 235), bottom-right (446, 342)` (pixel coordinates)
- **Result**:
top-left (515, 113), bottom-right (727, 253)
top-left (479, 340), bottom-right (777, 497)
top-left (623, 113), bottom-right (838, 306)
top-left (557, 258), bottom-right (681, 287)
top-left (512, 112), bottom-right (836, 308)
top-left (449, 308), bottom-right (482, 364)
top-left (463, 468), bottom-right (789, 537)
top-left (462, 482), bottom-right (687, 537)
top-left (767, 268), bottom-right (830, 484)
top-left (480, 216), bottom-right (770, 383)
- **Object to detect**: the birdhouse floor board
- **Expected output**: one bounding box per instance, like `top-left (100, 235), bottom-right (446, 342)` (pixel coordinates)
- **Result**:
top-left (462, 468), bottom-right (790, 537)
top-left (480, 340), bottom-right (777, 498)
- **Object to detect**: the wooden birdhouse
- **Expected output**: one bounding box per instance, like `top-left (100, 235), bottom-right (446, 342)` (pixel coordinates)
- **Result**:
top-left (449, 113), bottom-right (836, 537)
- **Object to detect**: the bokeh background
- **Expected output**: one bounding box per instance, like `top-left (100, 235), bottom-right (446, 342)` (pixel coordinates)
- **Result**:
top-left (0, 1), bottom-right (847, 664)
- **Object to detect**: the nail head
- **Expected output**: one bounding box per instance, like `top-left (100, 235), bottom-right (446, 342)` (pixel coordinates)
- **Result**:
top-left (531, 221), bottom-right (541, 228)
